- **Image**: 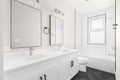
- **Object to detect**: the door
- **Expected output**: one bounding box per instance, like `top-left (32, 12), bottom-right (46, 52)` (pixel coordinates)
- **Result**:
top-left (0, 19), bottom-right (3, 80)
top-left (69, 57), bottom-right (78, 78)
top-left (116, 0), bottom-right (120, 79)
top-left (58, 60), bottom-right (70, 80)
top-left (44, 66), bottom-right (58, 80)
top-left (0, 0), bottom-right (3, 79)
top-left (31, 74), bottom-right (43, 80)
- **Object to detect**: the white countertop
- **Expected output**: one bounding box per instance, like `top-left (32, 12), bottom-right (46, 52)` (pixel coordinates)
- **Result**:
top-left (4, 49), bottom-right (78, 74)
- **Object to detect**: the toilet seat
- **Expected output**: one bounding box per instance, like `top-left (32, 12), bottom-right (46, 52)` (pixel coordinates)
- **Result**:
top-left (78, 57), bottom-right (88, 65)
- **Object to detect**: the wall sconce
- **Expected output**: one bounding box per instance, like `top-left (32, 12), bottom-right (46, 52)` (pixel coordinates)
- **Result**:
top-left (55, 9), bottom-right (61, 14)
top-left (55, 8), bottom-right (64, 16)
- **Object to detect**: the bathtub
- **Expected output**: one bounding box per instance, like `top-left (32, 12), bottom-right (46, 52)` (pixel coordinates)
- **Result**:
top-left (87, 56), bottom-right (115, 74)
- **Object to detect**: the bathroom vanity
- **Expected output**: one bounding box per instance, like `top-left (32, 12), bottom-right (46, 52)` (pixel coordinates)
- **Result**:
top-left (4, 50), bottom-right (79, 80)
top-left (4, 0), bottom-right (78, 80)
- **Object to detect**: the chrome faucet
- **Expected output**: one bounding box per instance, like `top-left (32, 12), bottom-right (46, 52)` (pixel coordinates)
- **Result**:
top-left (58, 45), bottom-right (61, 51)
top-left (29, 47), bottom-right (34, 56)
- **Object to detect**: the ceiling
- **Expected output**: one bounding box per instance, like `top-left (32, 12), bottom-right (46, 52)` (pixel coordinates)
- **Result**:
top-left (64, 0), bottom-right (115, 14)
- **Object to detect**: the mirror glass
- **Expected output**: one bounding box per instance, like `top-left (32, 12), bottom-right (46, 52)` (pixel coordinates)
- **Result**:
top-left (88, 14), bottom-right (106, 44)
top-left (11, 0), bottom-right (42, 48)
top-left (50, 15), bottom-right (64, 46)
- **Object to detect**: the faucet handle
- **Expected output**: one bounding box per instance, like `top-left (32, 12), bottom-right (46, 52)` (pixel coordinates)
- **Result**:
top-left (30, 47), bottom-right (34, 50)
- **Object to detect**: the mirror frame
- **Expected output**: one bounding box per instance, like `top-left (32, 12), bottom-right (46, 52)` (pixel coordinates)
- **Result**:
top-left (49, 15), bottom-right (64, 46)
top-left (10, 0), bottom-right (42, 49)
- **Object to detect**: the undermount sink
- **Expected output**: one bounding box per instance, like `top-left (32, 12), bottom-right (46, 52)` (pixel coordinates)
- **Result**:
top-left (22, 55), bottom-right (46, 61)
top-left (60, 49), bottom-right (71, 52)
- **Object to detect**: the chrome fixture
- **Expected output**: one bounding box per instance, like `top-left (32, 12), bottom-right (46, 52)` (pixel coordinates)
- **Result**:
top-left (58, 45), bottom-right (61, 51)
top-left (54, 8), bottom-right (64, 16)
top-left (29, 47), bottom-right (34, 56)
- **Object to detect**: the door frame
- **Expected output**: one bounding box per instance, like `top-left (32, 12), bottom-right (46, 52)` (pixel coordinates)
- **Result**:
top-left (116, 0), bottom-right (120, 79)
top-left (0, 0), bottom-right (3, 79)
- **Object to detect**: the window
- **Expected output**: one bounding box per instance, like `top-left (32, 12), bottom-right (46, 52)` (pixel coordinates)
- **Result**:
top-left (88, 14), bottom-right (106, 44)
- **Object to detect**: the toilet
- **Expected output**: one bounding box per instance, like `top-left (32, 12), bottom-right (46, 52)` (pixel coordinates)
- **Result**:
top-left (78, 56), bottom-right (89, 72)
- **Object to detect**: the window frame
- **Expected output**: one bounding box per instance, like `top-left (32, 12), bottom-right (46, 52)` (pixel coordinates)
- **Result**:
top-left (87, 14), bottom-right (106, 45)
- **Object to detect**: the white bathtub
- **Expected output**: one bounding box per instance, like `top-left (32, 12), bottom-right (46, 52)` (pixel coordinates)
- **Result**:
top-left (87, 56), bottom-right (115, 74)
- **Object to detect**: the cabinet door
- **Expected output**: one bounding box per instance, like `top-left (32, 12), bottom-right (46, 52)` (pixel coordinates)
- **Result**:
top-left (44, 66), bottom-right (58, 80)
top-left (69, 57), bottom-right (79, 78)
top-left (58, 61), bottom-right (70, 80)
top-left (31, 74), bottom-right (43, 80)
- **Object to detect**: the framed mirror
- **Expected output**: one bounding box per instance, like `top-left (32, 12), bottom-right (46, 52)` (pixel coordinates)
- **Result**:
top-left (88, 14), bottom-right (106, 45)
top-left (11, 0), bottom-right (42, 48)
top-left (50, 15), bottom-right (64, 46)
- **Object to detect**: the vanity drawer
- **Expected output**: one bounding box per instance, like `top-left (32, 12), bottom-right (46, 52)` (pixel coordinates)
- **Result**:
top-left (58, 52), bottom-right (78, 62)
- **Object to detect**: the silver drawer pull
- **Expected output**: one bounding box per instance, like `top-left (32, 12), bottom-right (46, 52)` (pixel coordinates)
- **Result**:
top-left (40, 77), bottom-right (42, 80)
top-left (44, 74), bottom-right (47, 80)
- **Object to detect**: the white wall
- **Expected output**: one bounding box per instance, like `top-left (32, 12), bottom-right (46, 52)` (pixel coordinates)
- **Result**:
top-left (79, 7), bottom-right (115, 60)
top-left (76, 11), bottom-right (83, 54)
top-left (116, 0), bottom-right (120, 79)
top-left (3, 0), bottom-right (75, 59)
top-left (0, 0), bottom-right (3, 79)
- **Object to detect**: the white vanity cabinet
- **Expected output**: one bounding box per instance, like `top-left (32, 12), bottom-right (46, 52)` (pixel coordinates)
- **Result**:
top-left (15, 0), bottom-right (41, 10)
top-left (4, 50), bottom-right (78, 80)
